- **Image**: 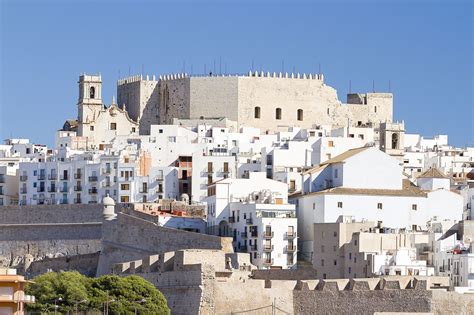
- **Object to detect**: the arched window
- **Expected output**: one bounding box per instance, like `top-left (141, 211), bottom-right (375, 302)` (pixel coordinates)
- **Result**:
top-left (254, 107), bottom-right (261, 119)
top-left (374, 106), bottom-right (377, 113)
top-left (297, 109), bottom-right (303, 121)
top-left (90, 86), bottom-right (95, 99)
top-left (275, 108), bottom-right (282, 120)
top-left (391, 133), bottom-right (399, 149)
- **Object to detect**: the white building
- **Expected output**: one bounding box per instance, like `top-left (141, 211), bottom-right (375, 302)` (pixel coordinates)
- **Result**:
top-left (295, 146), bottom-right (464, 259)
top-left (206, 172), bottom-right (297, 269)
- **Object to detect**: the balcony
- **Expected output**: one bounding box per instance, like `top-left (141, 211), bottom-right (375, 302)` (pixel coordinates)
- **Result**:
top-left (263, 258), bottom-right (274, 266)
top-left (250, 244), bottom-right (258, 251)
top-left (0, 176), bottom-right (5, 183)
top-left (19, 200), bottom-right (27, 205)
top-left (246, 218), bottom-right (253, 225)
top-left (241, 232), bottom-right (248, 238)
top-left (47, 186), bottom-right (57, 193)
top-left (88, 176), bottom-right (98, 182)
top-left (102, 168), bottom-right (112, 175)
top-left (285, 231), bottom-right (296, 239)
top-left (228, 216), bottom-right (236, 223)
top-left (88, 200), bottom-right (98, 204)
top-left (263, 231), bottom-right (274, 239)
top-left (60, 174), bottom-right (68, 180)
top-left (240, 245), bottom-right (248, 251)
top-left (263, 244), bottom-right (274, 252)
top-left (74, 198), bottom-right (82, 204)
top-left (60, 199), bottom-right (68, 204)
top-left (48, 174), bottom-right (57, 180)
top-left (89, 188), bottom-right (98, 194)
top-left (37, 199), bottom-right (46, 205)
top-left (251, 232), bottom-right (259, 237)
top-left (37, 187), bottom-right (45, 193)
top-left (74, 185), bottom-right (82, 192)
top-left (139, 188), bottom-right (148, 194)
top-left (60, 187), bottom-right (69, 193)
top-left (37, 174), bottom-right (46, 180)
top-left (74, 173), bottom-right (82, 179)
top-left (0, 190), bottom-right (3, 196)
top-left (285, 245), bottom-right (296, 253)
top-left (103, 182), bottom-right (112, 188)
top-left (20, 188), bottom-right (27, 194)
top-left (20, 175), bottom-right (28, 181)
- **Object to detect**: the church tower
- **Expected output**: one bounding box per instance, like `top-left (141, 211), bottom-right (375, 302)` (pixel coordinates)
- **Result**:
top-left (78, 74), bottom-right (103, 126)
top-left (379, 121), bottom-right (405, 159)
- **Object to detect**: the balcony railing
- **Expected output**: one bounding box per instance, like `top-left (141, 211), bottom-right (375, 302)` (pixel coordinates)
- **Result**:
top-left (60, 174), bottom-right (68, 180)
top-left (20, 175), bottom-right (28, 181)
top-left (37, 174), bottom-right (46, 180)
top-left (19, 200), bottom-right (27, 205)
top-left (139, 188), bottom-right (148, 193)
top-left (251, 232), bottom-right (259, 237)
top-left (74, 186), bottom-right (82, 192)
top-left (285, 231), bottom-right (296, 239)
top-left (102, 168), bottom-right (112, 174)
top-left (263, 231), bottom-right (274, 239)
top-left (88, 176), bottom-right (98, 182)
top-left (37, 187), bottom-right (45, 192)
top-left (228, 216), bottom-right (236, 223)
top-left (60, 187), bottom-right (69, 193)
top-left (88, 200), bottom-right (98, 204)
top-left (47, 186), bottom-right (57, 193)
top-left (285, 245), bottom-right (296, 252)
top-left (240, 245), bottom-right (248, 251)
top-left (89, 188), bottom-right (98, 194)
top-left (74, 198), bottom-right (82, 204)
top-left (263, 244), bottom-right (274, 252)
top-left (0, 176), bottom-right (5, 183)
top-left (156, 176), bottom-right (164, 181)
top-left (60, 199), bottom-right (68, 204)
top-left (48, 174), bottom-right (57, 180)
top-left (250, 244), bottom-right (258, 251)
top-left (241, 232), bottom-right (248, 238)
top-left (74, 173), bottom-right (82, 179)
top-left (20, 188), bottom-right (27, 194)
top-left (103, 182), bottom-right (112, 188)
top-left (246, 218), bottom-right (253, 225)
top-left (263, 258), bottom-right (274, 266)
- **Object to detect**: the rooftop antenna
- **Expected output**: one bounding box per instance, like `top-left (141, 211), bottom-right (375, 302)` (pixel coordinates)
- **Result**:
top-left (213, 59), bottom-right (216, 75)
top-left (128, 66), bottom-right (131, 76)
top-left (224, 62), bottom-right (227, 75)
top-left (204, 64), bottom-right (207, 75)
top-left (183, 60), bottom-right (186, 73)
top-left (219, 56), bottom-right (222, 75)
top-left (318, 63), bottom-right (321, 74)
top-left (281, 59), bottom-right (285, 73)
top-left (191, 64), bottom-right (193, 75)
top-left (251, 59), bottom-right (254, 72)
top-left (259, 64), bottom-right (262, 72)
top-left (389, 80), bottom-right (391, 93)
top-left (372, 80), bottom-right (375, 92)
top-left (349, 80), bottom-right (352, 93)
top-left (141, 64), bottom-right (144, 76)
top-left (118, 69), bottom-right (121, 80)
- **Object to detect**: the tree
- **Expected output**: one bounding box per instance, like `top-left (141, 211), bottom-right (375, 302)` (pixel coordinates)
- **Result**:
top-left (26, 271), bottom-right (170, 314)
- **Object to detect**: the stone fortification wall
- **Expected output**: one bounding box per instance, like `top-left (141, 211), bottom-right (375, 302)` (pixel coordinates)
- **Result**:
top-left (251, 268), bottom-right (318, 280)
top-left (0, 204), bottom-right (103, 270)
top-left (27, 252), bottom-right (100, 278)
top-left (96, 213), bottom-right (233, 276)
top-left (152, 73), bottom-right (393, 134)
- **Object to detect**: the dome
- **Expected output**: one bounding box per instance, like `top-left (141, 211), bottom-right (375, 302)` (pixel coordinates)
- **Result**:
top-left (103, 195), bottom-right (115, 206)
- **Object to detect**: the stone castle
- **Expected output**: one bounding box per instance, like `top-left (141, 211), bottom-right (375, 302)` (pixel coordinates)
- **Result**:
top-left (74, 71), bottom-right (393, 139)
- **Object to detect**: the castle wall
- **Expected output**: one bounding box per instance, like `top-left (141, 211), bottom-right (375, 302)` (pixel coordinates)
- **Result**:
top-left (27, 252), bottom-right (100, 278)
top-left (158, 77), bottom-right (190, 124)
top-left (96, 212), bottom-right (233, 276)
top-left (0, 204), bottom-right (103, 271)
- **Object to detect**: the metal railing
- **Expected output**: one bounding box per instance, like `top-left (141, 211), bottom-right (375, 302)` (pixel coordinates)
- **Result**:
top-left (48, 174), bottom-right (57, 180)
top-left (37, 174), bottom-right (46, 180)
top-left (263, 258), bottom-right (274, 266)
top-left (74, 185), bottom-right (82, 192)
top-left (74, 173), bottom-right (82, 179)
top-left (263, 231), bottom-right (274, 239)
top-left (241, 232), bottom-right (248, 238)
top-left (20, 175), bottom-right (28, 181)
top-left (20, 188), bottom-right (27, 194)
top-left (228, 216), bottom-right (236, 223)
top-left (74, 198), bottom-right (82, 204)
top-left (60, 187), bottom-right (69, 192)
top-left (88, 176), bottom-right (98, 182)
top-left (89, 188), bottom-right (98, 194)
top-left (37, 187), bottom-right (45, 192)
top-left (263, 244), bottom-right (274, 252)
top-left (47, 186), bottom-right (57, 193)
top-left (246, 218), bottom-right (253, 225)
top-left (60, 174), bottom-right (68, 180)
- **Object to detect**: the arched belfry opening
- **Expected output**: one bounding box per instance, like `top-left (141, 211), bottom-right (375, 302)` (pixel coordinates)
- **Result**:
top-left (90, 86), bottom-right (96, 99)
top-left (391, 133), bottom-right (399, 149)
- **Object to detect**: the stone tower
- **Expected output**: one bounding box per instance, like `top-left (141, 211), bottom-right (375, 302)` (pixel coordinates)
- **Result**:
top-left (78, 74), bottom-right (103, 127)
top-left (379, 121), bottom-right (405, 159)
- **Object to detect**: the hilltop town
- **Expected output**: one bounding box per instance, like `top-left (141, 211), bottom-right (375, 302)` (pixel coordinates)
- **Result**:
top-left (0, 71), bottom-right (473, 314)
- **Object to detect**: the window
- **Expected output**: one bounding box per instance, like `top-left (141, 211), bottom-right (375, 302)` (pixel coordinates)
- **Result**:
top-left (90, 86), bottom-right (95, 99)
top-left (275, 108), bottom-right (282, 120)
top-left (132, 127), bottom-right (136, 133)
top-left (313, 203), bottom-right (315, 210)
top-left (90, 126), bottom-right (94, 131)
top-left (391, 133), bottom-right (399, 149)
top-left (348, 267), bottom-right (351, 274)
top-left (412, 204), bottom-right (417, 211)
top-left (377, 203), bottom-right (383, 210)
top-left (334, 169), bottom-right (338, 178)
top-left (120, 184), bottom-right (130, 190)
top-left (349, 253), bottom-right (352, 260)
top-left (333, 245), bottom-right (337, 252)
top-left (110, 123), bottom-right (117, 130)
top-left (333, 231), bottom-right (338, 237)
top-left (321, 245), bottom-right (325, 253)
top-left (328, 140), bottom-right (334, 147)
top-left (321, 259), bottom-right (325, 266)
top-left (374, 106), bottom-right (377, 113)
top-left (334, 260), bottom-right (337, 266)
top-left (254, 107), bottom-right (261, 119)
top-left (337, 202), bottom-right (343, 208)
top-left (297, 109), bottom-right (303, 121)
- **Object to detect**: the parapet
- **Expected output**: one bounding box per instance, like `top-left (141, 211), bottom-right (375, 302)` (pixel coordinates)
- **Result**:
top-left (156, 71), bottom-right (324, 82)
top-left (117, 74), bottom-right (157, 85)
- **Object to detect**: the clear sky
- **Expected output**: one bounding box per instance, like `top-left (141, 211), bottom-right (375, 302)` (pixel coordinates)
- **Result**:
top-left (0, 0), bottom-right (473, 147)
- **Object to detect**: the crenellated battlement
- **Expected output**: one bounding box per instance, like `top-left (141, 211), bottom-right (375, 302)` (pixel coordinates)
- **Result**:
top-left (155, 71), bottom-right (324, 82)
top-left (117, 74), bottom-right (157, 85)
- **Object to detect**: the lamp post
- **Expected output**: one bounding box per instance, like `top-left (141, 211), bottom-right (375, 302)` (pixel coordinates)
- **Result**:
top-left (54, 297), bottom-right (63, 315)
top-left (74, 299), bottom-right (87, 315)
top-left (132, 298), bottom-right (146, 315)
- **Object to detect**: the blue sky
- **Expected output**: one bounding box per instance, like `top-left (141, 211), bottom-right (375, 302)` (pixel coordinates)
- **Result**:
top-left (1, 0), bottom-right (473, 147)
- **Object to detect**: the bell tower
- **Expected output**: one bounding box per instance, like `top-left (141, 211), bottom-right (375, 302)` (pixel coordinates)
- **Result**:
top-left (379, 121), bottom-right (405, 159)
top-left (78, 74), bottom-right (103, 125)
